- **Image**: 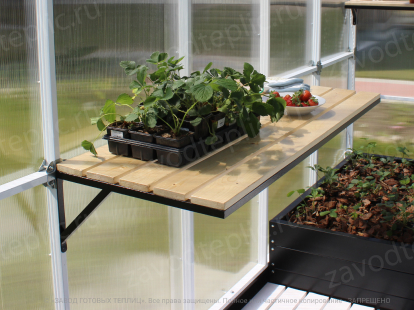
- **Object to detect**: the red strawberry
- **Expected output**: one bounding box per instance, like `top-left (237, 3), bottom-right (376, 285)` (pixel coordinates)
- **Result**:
top-left (300, 90), bottom-right (312, 102)
top-left (272, 91), bottom-right (280, 97)
top-left (308, 99), bottom-right (318, 106)
top-left (301, 102), bottom-right (309, 107)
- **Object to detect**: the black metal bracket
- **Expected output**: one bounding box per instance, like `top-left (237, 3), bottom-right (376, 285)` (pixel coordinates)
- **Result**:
top-left (57, 178), bottom-right (111, 252)
top-left (351, 8), bottom-right (358, 25)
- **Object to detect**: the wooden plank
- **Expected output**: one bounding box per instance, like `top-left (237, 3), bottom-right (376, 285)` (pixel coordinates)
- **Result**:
top-left (86, 156), bottom-right (149, 184)
top-left (345, 1), bottom-right (414, 9)
top-left (190, 91), bottom-right (379, 209)
top-left (153, 88), bottom-right (354, 201)
top-left (310, 86), bottom-right (332, 96)
top-left (322, 298), bottom-right (351, 310)
top-left (296, 293), bottom-right (329, 310)
top-left (268, 287), bottom-right (307, 310)
top-left (243, 283), bottom-right (286, 310)
top-left (349, 305), bottom-right (374, 310)
top-left (57, 146), bottom-right (118, 177)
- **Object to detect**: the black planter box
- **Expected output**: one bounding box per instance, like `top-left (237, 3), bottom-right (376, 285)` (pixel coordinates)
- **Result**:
top-left (269, 155), bottom-right (414, 310)
top-left (181, 114), bottom-right (212, 140)
top-left (129, 126), bottom-right (159, 161)
top-left (107, 123), bottom-right (131, 156)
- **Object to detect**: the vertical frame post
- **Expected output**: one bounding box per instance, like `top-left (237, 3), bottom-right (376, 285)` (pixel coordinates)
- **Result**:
top-left (346, 9), bottom-right (356, 153)
top-left (36, 0), bottom-right (69, 309)
top-left (309, 0), bottom-right (321, 185)
top-left (259, 0), bottom-right (270, 265)
top-left (170, 2), bottom-right (195, 309)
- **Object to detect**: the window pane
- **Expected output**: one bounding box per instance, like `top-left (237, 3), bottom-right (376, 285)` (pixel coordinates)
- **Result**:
top-left (355, 10), bottom-right (414, 97)
top-left (321, 0), bottom-right (348, 57)
top-left (0, 186), bottom-right (54, 309)
top-left (270, 0), bottom-right (309, 76)
top-left (54, 1), bottom-right (178, 156)
top-left (318, 130), bottom-right (347, 169)
top-left (320, 59), bottom-right (348, 89)
top-left (268, 156), bottom-right (310, 219)
top-left (0, 1), bottom-right (43, 185)
top-left (192, 0), bottom-right (260, 72)
top-left (64, 183), bottom-right (171, 310)
top-left (354, 100), bottom-right (414, 157)
top-left (194, 196), bottom-right (259, 309)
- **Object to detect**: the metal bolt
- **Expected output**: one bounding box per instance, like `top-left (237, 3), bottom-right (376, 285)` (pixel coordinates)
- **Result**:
top-left (271, 225), bottom-right (274, 228)
top-left (271, 240), bottom-right (274, 243)
top-left (271, 248), bottom-right (274, 251)
top-left (271, 263), bottom-right (274, 266)
top-left (271, 270), bottom-right (275, 273)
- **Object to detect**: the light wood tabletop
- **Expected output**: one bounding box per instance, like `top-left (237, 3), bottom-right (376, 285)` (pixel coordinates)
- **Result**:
top-left (57, 87), bottom-right (380, 218)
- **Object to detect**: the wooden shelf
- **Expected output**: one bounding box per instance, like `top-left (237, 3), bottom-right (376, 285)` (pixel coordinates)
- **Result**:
top-left (345, 1), bottom-right (414, 10)
top-left (57, 86), bottom-right (380, 219)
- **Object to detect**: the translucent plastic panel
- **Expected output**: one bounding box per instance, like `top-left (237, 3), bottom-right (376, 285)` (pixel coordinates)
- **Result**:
top-left (268, 156), bottom-right (310, 219)
top-left (318, 130), bottom-right (347, 169)
top-left (194, 195), bottom-right (259, 309)
top-left (0, 186), bottom-right (54, 309)
top-left (53, 1), bottom-right (178, 156)
top-left (354, 100), bottom-right (414, 157)
top-left (321, 0), bottom-right (348, 57)
top-left (269, 0), bottom-right (309, 76)
top-left (64, 183), bottom-right (171, 310)
top-left (0, 1), bottom-right (43, 185)
top-left (320, 59), bottom-right (348, 89)
top-left (191, 0), bottom-right (260, 72)
top-left (355, 10), bottom-right (414, 97)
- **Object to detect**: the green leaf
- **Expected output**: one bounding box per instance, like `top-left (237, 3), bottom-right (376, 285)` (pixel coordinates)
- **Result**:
top-left (125, 113), bottom-right (139, 122)
top-left (120, 61), bottom-right (136, 70)
top-left (143, 96), bottom-right (158, 108)
top-left (238, 112), bottom-right (261, 138)
top-left (146, 113), bottom-right (157, 128)
top-left (351, 179), bottom-right (360, 184)
top-left (214, 78), bottom-right (238, 91)
top-left (251, 73), bottom-right (266, 86)
top-left (243, 94), bottom-right (262, 104)
top-left (162, 88), bottom-right (174, 100)
top-left (210, 68), bottom-right (219, 77)
top-left (158, 52), bottom-right (168, 63)
top-left (147, 51), bottom-right (160, 64)
top-left (205, 135), bottom-right (218, 145)
top-left (81, 140), bottom-right (97, 156)
top-left (297, 189), bottom-right (305, 194)
top-left (243, 62), bottom-right (254, 81)
top-left (252, 102), bottom-right (272, 116)
top-left (191, 84), bottom-right (214, 102)
top-left (97, 118), bottom-right (105, 131)
top-left (103, 100), bottom-right (116, 123)
top-left (320, 211), bottom-right (330, 216)
top-left (330, 210), bottom-right (338, 218)
top-left (190, 117), bottom-right (203, 127)
top-left (198, 105), bottom-right (212, 116)
top-left (129, 80), bottom-right (140, 90)
top-left (287, 191), bottom-right (295, 197)
top-left (172, 80), bottom-right (185, 90)
top-left (136, 66), bottom-right (148, 85)
top-left (116, 93), bottom-right (133, 105)
top-left (203, 62), bottom-right (213, 73)
top-left (267, 97), bottom-right (286, 122)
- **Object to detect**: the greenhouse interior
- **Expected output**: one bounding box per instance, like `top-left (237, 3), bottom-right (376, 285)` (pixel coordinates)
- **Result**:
top-left (1, 0), bottom-right (414, 309)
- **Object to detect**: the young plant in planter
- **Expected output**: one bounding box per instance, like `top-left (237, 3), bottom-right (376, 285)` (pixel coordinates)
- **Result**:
top-left (269, 146), bottom-right (414, 310)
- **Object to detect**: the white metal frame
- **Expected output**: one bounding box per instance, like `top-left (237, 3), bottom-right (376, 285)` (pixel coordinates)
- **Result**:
top-left (0, 0), bottom-right (367, 309)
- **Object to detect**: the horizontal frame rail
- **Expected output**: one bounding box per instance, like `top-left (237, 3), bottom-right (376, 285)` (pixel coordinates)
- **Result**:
top-left (0, 171), bottom-right (49, 201)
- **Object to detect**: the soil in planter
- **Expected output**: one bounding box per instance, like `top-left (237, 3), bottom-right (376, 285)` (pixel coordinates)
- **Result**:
top-left (161, 131), bottom-right (192, 139)
top-left (288, 155), bottom-right (414, 244)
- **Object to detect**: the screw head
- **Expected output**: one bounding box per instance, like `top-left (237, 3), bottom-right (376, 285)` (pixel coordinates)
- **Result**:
top-left (271, 225), bottom-right (274, 228)
top-left (271, 240), bottom-right (274, 243)
top-left (271, 248), bottom-right (274, 251)
top-left (271, 263), bottom-right (274, 266)
top-left (271, 270), bottom-right (275, 273)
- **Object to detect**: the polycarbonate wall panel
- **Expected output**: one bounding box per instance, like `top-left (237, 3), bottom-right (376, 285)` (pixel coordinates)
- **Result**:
top-left (191, 0), bottom-right (260, 73)
top-left (269, 0), bottom-right (310, 76)
top-left (0, 186), bottom-right (54, 309)
top-left (53, 0), bottom-right (178, 156)
top-left (0, 1), bottom-right (43, 185)
top-left (268, 156), bottom-right (310, 220)
top-left (64, 183), bottom-right (171, 310)
top-left (355, 10), bottom-right (414, 98)
top-left (354, 100), bottom-right (414, 157)
top-left (321, 0), bottom-right (348, 57)
top-left (194, 196), bottom-right (259, 309)
top-left (318, 130), bottom-right (347, 169)
top-left (320, 60), bottom-right (348, 90)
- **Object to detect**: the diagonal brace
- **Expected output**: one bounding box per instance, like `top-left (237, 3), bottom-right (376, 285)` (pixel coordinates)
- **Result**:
top-left (60, 189), bottom-right (111, 251)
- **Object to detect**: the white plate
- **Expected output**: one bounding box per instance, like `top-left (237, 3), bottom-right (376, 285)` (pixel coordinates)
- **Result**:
top-left (279, 92), bottom-right (326, 116)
